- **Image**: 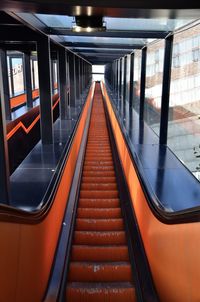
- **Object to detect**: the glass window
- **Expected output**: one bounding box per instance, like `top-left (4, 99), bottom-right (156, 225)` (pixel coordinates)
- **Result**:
top-left (192, 48), bottom-right (200, 62)
top-left (30, 59), bottom-right (34, 89)
top-left (144, 40), bottom-right (165, 135)
top-left (192, 36), bottom-right (199, 48)
top-left (132, 50), bottom-right (142, 114)
top-left (33, 60), bottom-right (39, 89)
top-left (12, 57), bottom-right (24, 96)
top-left (51, 60), bottom-right (57, 90)
top-left (54, 61), bottom-right (58, 87)
top-left (92, 65), bottom-right (105, 82)
top-left (168, 23), bottom-right (200, 181)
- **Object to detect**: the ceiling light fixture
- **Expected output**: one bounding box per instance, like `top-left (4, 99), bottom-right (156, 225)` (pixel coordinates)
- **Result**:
top-left (72, 16), bottom-right (106, 33)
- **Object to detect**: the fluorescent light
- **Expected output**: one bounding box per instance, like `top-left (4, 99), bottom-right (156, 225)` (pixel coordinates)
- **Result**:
top-left (72, 25), bottom-right (106, 33)
top-left (72, 16), bottom-right (106, 33)
top-left (86, 27), bottom-right (92, 32)
top-left (73, 26), bottom-right (81, 32)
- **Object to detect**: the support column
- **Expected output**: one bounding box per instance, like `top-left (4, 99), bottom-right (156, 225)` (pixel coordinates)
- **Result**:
top-left (115, 60), bottom-right (118, 95)
top-left (159, 35), bottom-right (174, 145)
top-left (24, 52), bottom-right (33, 108)
top-left (79, 58), bottom-right (81, 97)
top-left (0, 49), bottom-right (10, 204)
top-left (79, 59), bottom-right (83, 95)
top-left (123, 56), bottom-right (127, 103)
top-left (58, 47), bottom-right (68, 119)
top-left (113, 62), bottom-right (116, 92)
top-left (119, 58), bottom-right (122, 99)
top-left (82, 61), bottom-right (85, 90)
top-left (129, 53), bottom-right (134, 107)
top-left (117, 60), bottom-right (120, 99)
top-left (75, 56), bottom-right (80, 101)
top-left (0, 49), bottom-right (11, 120)
top-left (65, 51), bottom-right (70, 107)
top-left (68, 52), bottom-right (76, 107)
top-left (139, 47), bottom-right (147, 121)
top-left (37, 36), bottom-right (53, 144)
top-left (9, 56), bottom-right (14, 97)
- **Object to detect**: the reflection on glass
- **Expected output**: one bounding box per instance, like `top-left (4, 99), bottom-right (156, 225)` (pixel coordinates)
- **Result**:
top-left (144, 40), bottom-right (165, 135)
top-left (12, 57), bottom-right (24, 96)
top-left (132, 50), bottom-right (142, 114)
top-left (168, 23), bottom-right (200, 181)
top-left (52, 61), bottom-right (58, 89)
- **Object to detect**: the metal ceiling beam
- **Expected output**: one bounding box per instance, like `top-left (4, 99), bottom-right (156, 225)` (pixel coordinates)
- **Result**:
top-left (0, 43), bottom-right (36, 52)
top-left (86, 57), bottom-right (116, 62)
top-left (81, 53), bottom-right (125, 57)
top-left (50, 29), bottom-right (169, 39)
top-left (91, 61), bottom-right (114, 65)
top-left (64, 42), bottom-right (143, 49)
top-left (0, 12), bottom-right (21, 25)
top-left (72, 48), bottom-right (132, 53)
top-left (0, 25), bottom-right (40, 42)
top-left (13, 12), bottom-right (49, 33)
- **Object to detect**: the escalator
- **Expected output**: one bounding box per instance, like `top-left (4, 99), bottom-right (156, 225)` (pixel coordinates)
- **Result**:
top-left (65, 83), bottom-right (136, 301)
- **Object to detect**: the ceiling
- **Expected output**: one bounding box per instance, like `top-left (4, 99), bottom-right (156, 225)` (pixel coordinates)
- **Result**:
top-left (1, 0), bottom-right (199, 64)
top-left (12, 13), bottom-right (195, 64)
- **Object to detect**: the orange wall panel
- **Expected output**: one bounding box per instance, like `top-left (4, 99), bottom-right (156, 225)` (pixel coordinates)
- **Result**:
top-left (10, 89), bottom-right (40, 109)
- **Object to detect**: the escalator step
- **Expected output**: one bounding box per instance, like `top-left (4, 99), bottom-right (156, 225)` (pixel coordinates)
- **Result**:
top-left (66, 282), bottom-right (136, 302)
top-left (84, 160), bottom-right (113, 165)
top-left (68, 262), bottom-right (132, 282)
top-left (85, 154), bottom-right (112, 160)
top-left (73, 231), bottom-right (127, 245)
top-left (81, 183), bottom-right (117, 191)
top-left (80, 190), bottom-right (119, 199)
top-left (82, 170), bottom-right (115, 177)
top-left (83, 166), bottom-right (114, 171)
top-left (75, 218), bottom-right (124, 231)
top-left (77, 208), bottom-right (122, 219)
top-left (71, 245), bottom-right (129, 261)
top-left (82, 176), bottom-right (116, 183)
top-left (78, 198), bottom-right (120, 208)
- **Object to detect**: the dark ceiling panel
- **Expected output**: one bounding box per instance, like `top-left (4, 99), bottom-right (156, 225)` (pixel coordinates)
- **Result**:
top-left (49, 28), bottom-right (169, 38)
top-left (1, 1), bottom-right (200, 18)
top-left (0, 25), bottom-right (40, 42)
top-left (64, 42), bottom-right (142, 49)
top-left (72, 49), bottom-right (132, 54)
